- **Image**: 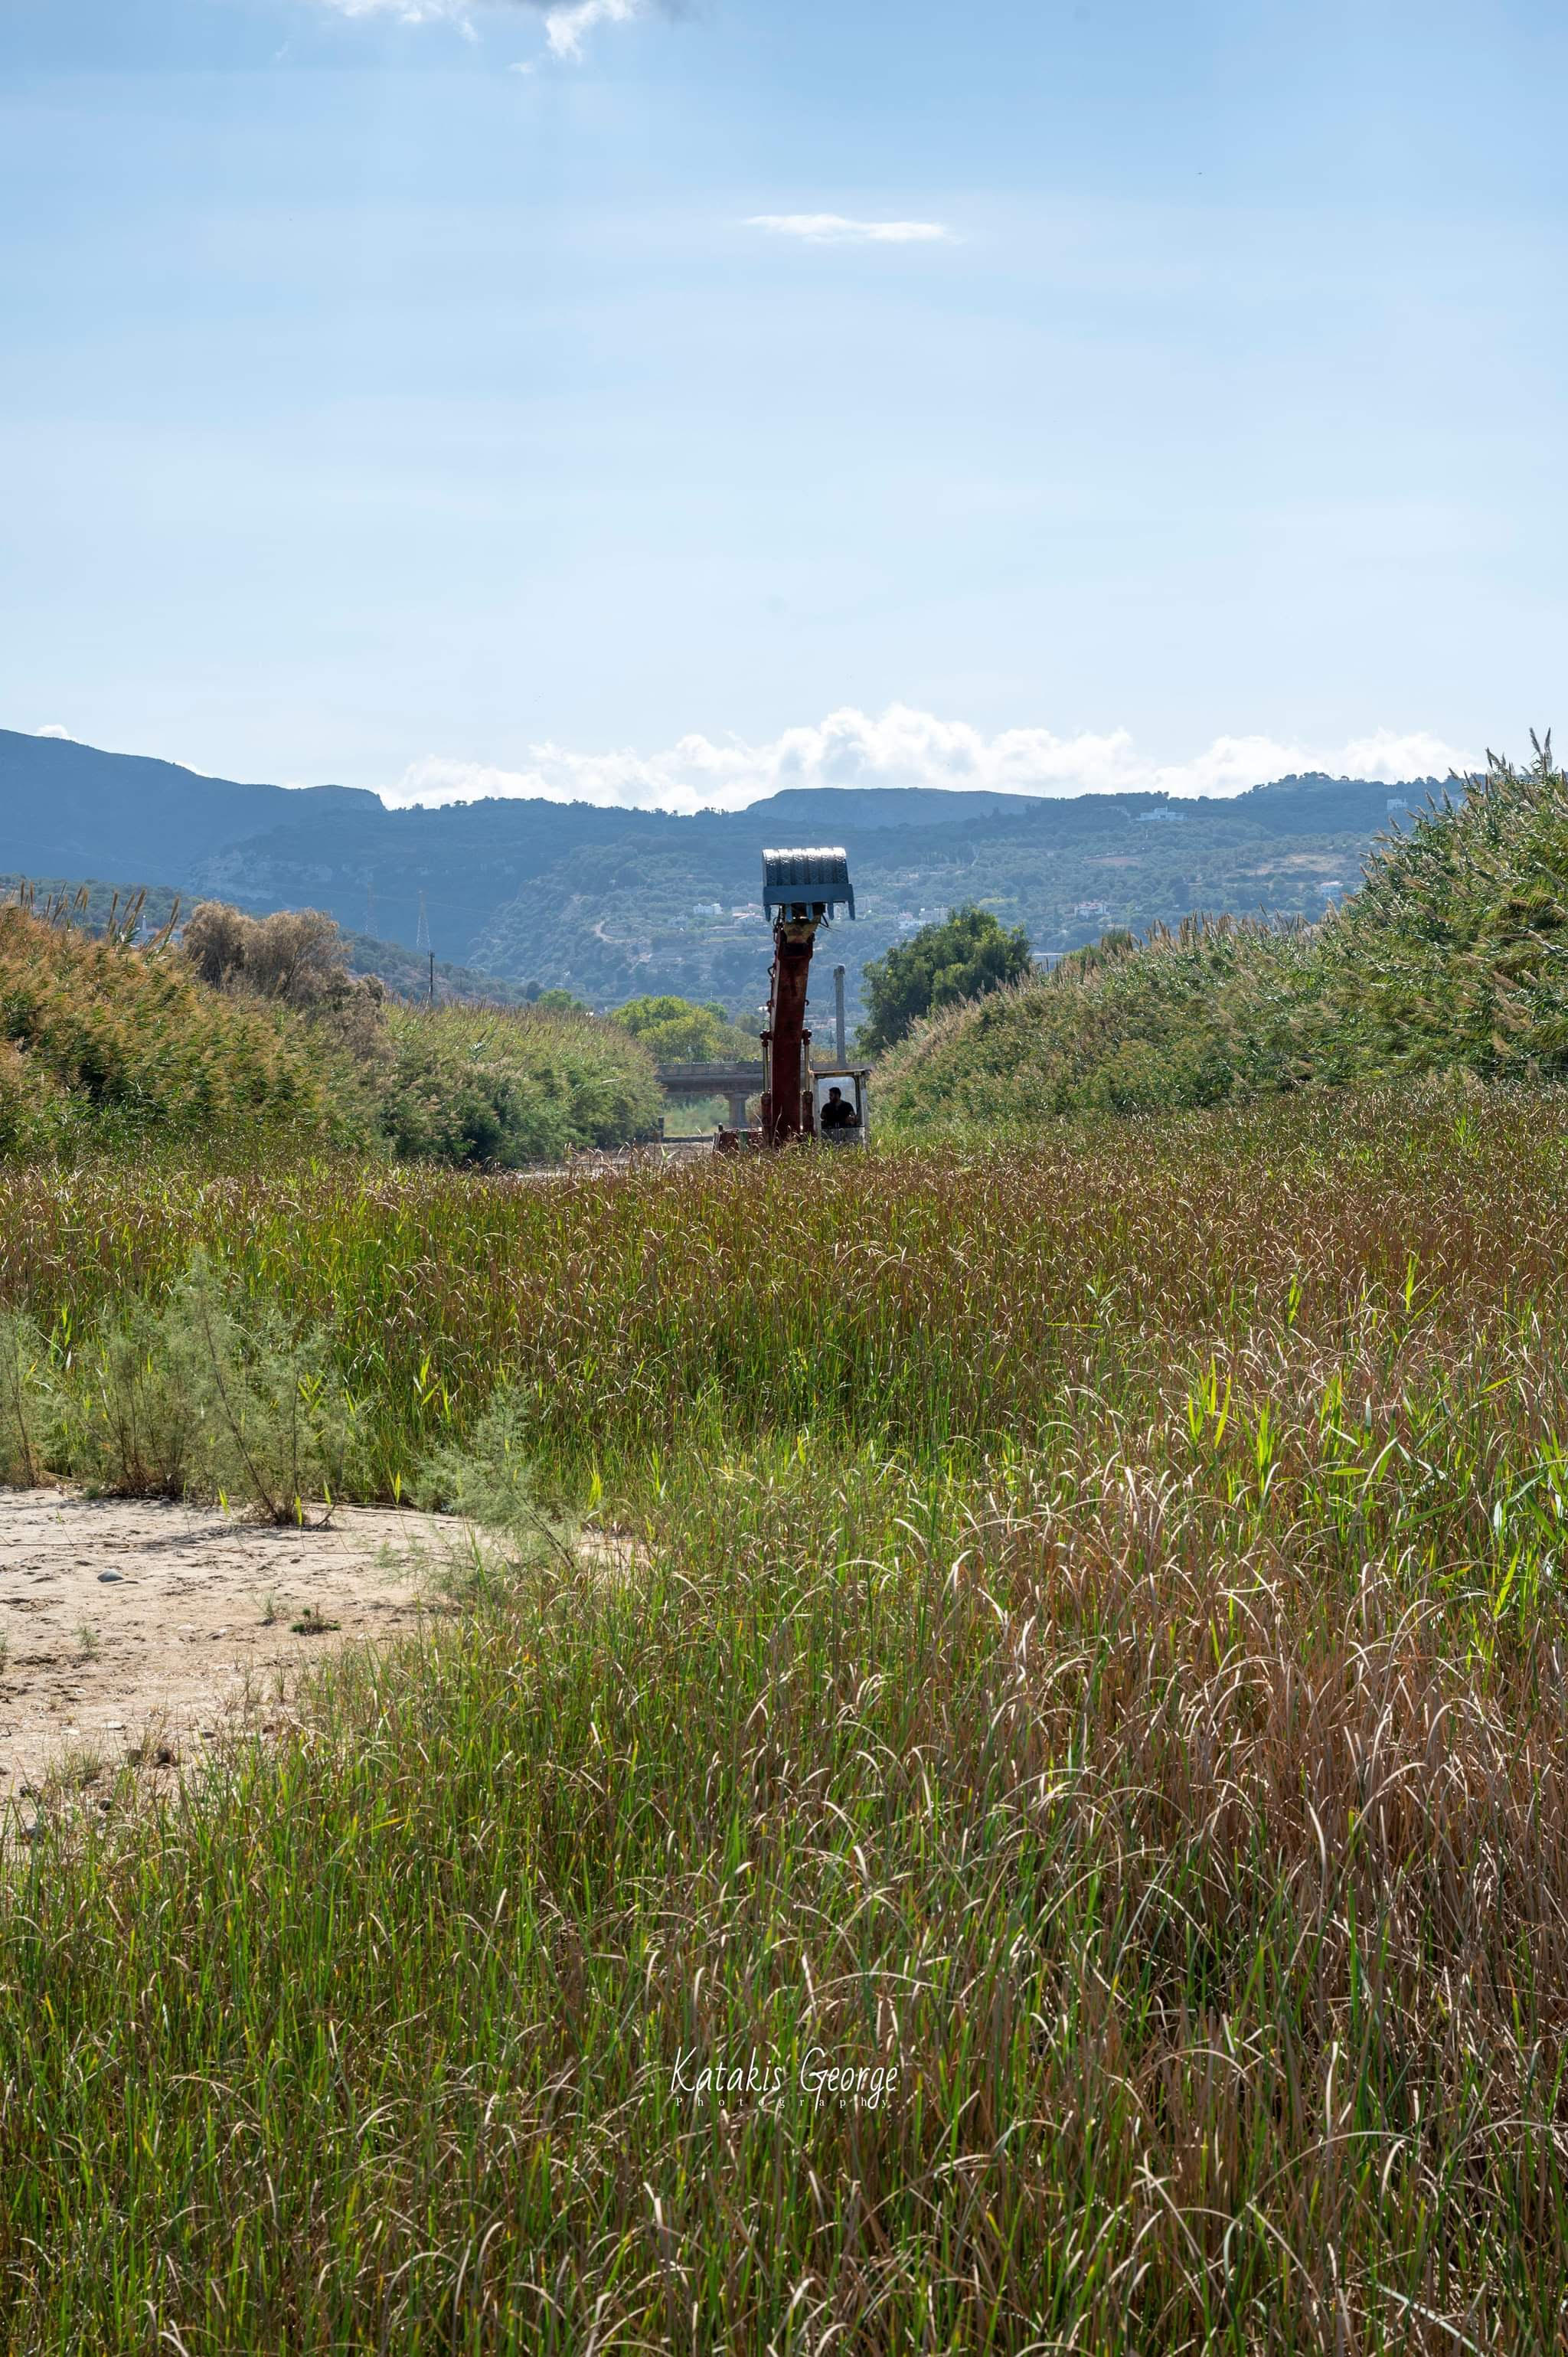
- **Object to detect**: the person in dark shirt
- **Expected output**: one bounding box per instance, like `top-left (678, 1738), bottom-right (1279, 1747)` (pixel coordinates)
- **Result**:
top-left (819, 1085), bottom-right (860, 1133)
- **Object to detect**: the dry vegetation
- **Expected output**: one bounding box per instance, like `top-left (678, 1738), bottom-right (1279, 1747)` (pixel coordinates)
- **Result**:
top-left (2, 1085), bottom-right (1568, 2348)
top-left (878, 742), bottom-right (1568, 1135)
top-left (0, 901), bottom-right (340, 1157)
top-left (0, 894), bottom-right (661, 1169)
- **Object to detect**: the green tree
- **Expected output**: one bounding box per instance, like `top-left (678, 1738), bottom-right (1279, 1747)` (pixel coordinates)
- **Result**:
top-left (858, 905), bottom-right (1032, 1054)
top-left (610, 994), bottom-right (755, 1062)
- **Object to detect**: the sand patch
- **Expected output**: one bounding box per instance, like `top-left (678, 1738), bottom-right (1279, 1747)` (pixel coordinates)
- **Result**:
top-left (0, 1485), bottom-right (465, 1806)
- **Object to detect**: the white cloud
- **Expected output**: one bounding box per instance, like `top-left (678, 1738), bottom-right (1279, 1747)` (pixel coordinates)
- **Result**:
top-left (34, 724), bottom-right (75, 740)
top-left (309, 0), bottom-right (646, 46)
top-left (314, 0), bottom-right (472, 20)
top-left (379, 706), bottom-right (1472, 816)
top-left (746, 214), bottom-right (955, 246)
top-left (544, 0), bottom-right (640, 59)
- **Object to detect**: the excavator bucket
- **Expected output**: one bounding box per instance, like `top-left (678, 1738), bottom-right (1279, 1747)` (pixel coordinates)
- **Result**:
top-left (762, 847), bottom-right (855, 924)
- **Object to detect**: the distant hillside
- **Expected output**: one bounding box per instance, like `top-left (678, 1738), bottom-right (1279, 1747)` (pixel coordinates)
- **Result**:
top-left (335, 933), bottom-right (531, 1008)
top-left (877, 744), bottom-right (1568, 1134)
top-left (1, 727), bottom-right (1435, 1022)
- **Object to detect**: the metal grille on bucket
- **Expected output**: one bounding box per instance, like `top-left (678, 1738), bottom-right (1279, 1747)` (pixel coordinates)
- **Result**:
top-left (761, 848), bottom-right (854, 921)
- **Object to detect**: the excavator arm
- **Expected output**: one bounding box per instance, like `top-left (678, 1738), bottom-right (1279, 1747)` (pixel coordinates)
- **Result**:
top-left (757, 848), bottom-right (854, 1146)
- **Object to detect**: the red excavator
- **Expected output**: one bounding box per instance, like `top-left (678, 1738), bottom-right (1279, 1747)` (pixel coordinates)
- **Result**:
top-left (717, 847), bottom-right (871, 1149)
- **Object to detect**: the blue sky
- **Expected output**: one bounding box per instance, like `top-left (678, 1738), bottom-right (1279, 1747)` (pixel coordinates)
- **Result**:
top-left (2, 0), bottom-right (1563, 809)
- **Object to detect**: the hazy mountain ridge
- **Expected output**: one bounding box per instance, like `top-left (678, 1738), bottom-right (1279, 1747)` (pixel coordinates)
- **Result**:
top-left (1, 729), bottom-right (1439, 1018)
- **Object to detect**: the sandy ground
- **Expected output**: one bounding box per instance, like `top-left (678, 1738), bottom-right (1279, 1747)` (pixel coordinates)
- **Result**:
top-left (0, 1485), bottom-right (468, 1807)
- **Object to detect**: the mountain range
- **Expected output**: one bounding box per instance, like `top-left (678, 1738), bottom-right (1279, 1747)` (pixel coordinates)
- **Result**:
top-left (0, 728), bottom-right (1444, 1022)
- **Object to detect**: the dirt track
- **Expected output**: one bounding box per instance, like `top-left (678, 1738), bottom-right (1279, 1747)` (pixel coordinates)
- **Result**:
top-left (0, 1486), bottom-right (462, 1803)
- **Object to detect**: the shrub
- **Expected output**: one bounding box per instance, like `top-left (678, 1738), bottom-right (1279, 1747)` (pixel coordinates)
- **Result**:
top-left (610, 993), bottom-right (757, 1062)
top-left (416, 1383), bottom-right (568, 1570)
top-left (877, 916), bottom-right (1303, 1132)
top-left (181, 901), bottom-right (391, 1069)
top-left (181, 903), bottom-right (664, 1165)
top-left (858, 904), bottom-right (1033, 1054)
top-left (378, 1002), bottom-right (661, 1168)
top-left (0, 897), bottom-right (662, 1170)
top-left (0, 903), bottom-right (348, 1156)
top-left (523, 985), bottom-right (590, 1013)
top-left (878, 741), bottom-right (1568, 1136)
top-left (1314, 732), bottom-right (1568, 1077)
top-left (184, 902), bottom-right (337, 1003)
top-left (11, 1261), bottom-right (373, 1518)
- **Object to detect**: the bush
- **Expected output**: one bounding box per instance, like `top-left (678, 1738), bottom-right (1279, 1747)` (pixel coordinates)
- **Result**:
top-left (858, 904), bottom-right (1033, 1055)
top-left (523, 985), bottom-right (590, 1014)
top-left (182, 901), bottom-right (391, 1069)
top-left (0, 897), bottom-right (663, 1171)
top-left (2, 1262), bottom-right (372, 1518)
top-left (182, 903), bottom-right (664, 1166)
top-left (0, 903), bottom-right (348, 1156)
top-left (877, 917), bottom-right (1305, 1133)
top-left (182, 903), bottom-right (345, 1005)
top-left (610, 993), bottom-right (757, 1062)
top-left (378, 1002), bottom-right (661, 1168)
top-left (1313, 733), bottom-right (1568, 1077)
top-left (415, 1383), bottom-right (570, 1572)
top-left (878, 741), bottom-right (1568, 1136)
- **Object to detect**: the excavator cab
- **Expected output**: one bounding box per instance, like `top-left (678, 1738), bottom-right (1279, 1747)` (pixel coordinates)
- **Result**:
top-left (812, 1068), bottom-right (871, 1145)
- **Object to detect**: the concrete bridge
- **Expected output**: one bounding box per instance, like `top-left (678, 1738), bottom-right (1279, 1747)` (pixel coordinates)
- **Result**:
top-left (655, 1061), bottom-right (764, 1133)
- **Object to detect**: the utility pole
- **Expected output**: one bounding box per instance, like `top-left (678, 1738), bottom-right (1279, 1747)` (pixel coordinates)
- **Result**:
top-left (416, 889), bottom-right (434, 1005)
top-left (834, 965), bottom-right (847, 1063)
